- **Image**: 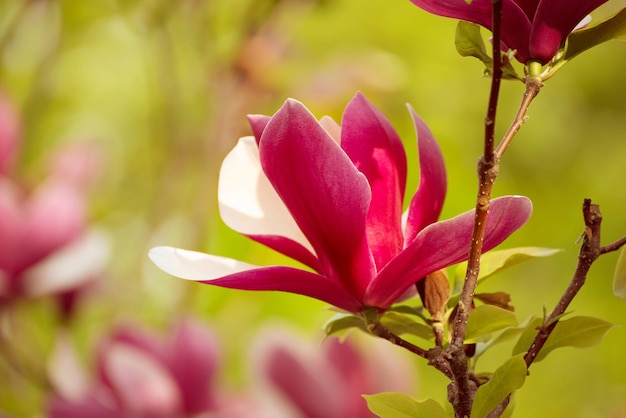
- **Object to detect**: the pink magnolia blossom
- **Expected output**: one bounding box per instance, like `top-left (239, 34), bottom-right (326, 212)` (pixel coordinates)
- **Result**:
top-left (0, 93), bottom-right (108, 302)
top-left (408, 0), bottom-right (608, 63)
top-left (253, 329), bottom-right (415, 418)
top-left (150, 93), bottom-right (532, 313)
top-left (48, 319), bottom-right (221, 418)
top-left (0, 177), bottom-right (87, 298)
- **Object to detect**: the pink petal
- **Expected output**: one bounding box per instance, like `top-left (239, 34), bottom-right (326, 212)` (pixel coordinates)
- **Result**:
top-left (403, 106), bottom-right (447, 245)
top-left (246, 114), bottom-right (271, 145)
top-left (261, 334), bottom-right (348, 418)
top-left (167, 319), bottom-right (219, 414)
top-left (259, 99), bottom-right (375, 299)
top-left (48, 394), bottom-right (121, 418)
top-left (365, 196), bottom-right (532, 308)
top-left (101, 342), bottom-right (182, 416)
top-left (409, 0), bottom-right (533, 62)
top-left (530, 0), bottom-right (608, 62)
top-left (22, 229), bottom-right (109, 297)
top-left (341, 92), bottom-right (407, 270)
top-left (149, 246), bottom-right (362, 312)
top-left (24, 179), bottom-right (85, 268)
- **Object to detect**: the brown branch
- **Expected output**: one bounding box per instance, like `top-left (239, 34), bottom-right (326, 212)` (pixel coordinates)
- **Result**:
top-left (488, 199), bottom-right (615, 417)
top-left (600, 235), bottom-right (626, 255)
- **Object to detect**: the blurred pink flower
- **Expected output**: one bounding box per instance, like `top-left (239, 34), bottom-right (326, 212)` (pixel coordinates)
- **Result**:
top-left (48, 319), bottom-right (221, 418)
top-left (408, 0), bottom-right (608, 64)
top-left (150, 93), bottom-right (532, 312)
top-left (0, 178), bottom-right (85, 298)
top-left (252, 328), bottom-right (415, 418)
top-left (0, 93), bottom-right (109, 303)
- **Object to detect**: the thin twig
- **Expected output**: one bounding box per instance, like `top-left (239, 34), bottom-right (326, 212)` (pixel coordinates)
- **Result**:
top-left (495, 76), bottom-right (542, 159)
top-left (488, 200), bottom-right (624, 417)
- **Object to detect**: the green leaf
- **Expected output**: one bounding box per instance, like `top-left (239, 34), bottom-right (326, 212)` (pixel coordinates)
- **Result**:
top-left (453, 247), bottom-right (561, 292)
top-left (563, 8), bottom-right (626, 62)
top-left (465, 305), bottom-right (518, 344)
top-left (455, 21), bottom-right (491, 63)
top-left (471, 354), bottom-right (527, 418)
top-left (323, 313), bottom-right (366, 338)
top-left (364, 393), bottom-right (449, 418)
top-left (511, 317), bottom-right (542, 357)
top-left (381, 311), bottom-right (434, 341)
top-left (612, 246), bottom-right (626, 301)
top-left (454, 21), bottom-right (521, 80)
top-left (474, 323), bottom-right (525, 360)
top-left (512, 316), bottom-right (614, 362)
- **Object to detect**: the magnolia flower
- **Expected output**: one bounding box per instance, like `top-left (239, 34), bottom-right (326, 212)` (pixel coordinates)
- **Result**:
top-left (252, 328), bottom-right (415, 418)
top-left (48, 319), bottom-right (220, 418)
top-left (408, 0), bottom-right (608, 64)
top-left (150, 93), bottom-right (532, 313)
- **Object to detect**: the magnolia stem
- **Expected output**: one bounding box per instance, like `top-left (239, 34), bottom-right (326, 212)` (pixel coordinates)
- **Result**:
top-left (447, 2), bottom-right (504, 417)
top-left (495, 76), bottom-right (542, 159)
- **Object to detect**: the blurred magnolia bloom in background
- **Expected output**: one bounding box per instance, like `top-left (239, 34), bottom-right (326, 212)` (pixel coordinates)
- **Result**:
top-left (150, 93), bottom-right (532, 312)
top-left (0, 92), bottom-right (109, 306)
top-left (250, 326), bottom-right (416, 418)
top-left (48, 319), bottom-right (223, 418)
top-left (47, 319), bottom-right (410, 418)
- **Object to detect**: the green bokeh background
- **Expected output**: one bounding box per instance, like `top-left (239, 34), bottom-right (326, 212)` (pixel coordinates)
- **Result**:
top-left (1, 0), bottom-right (625, 416)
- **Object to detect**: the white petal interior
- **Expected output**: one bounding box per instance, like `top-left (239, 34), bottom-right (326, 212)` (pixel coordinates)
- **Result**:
top-left (218, 137), bottom-right (313, 252)
top-left (149, 246), bottom-right (257, 281)
top-left (22, 228), bottom-right (111, 296)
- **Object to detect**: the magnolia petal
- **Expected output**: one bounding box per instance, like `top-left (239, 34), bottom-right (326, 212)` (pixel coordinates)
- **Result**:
top-left (103, 343), bottom-right (182, 415)
top-left (218, 136), bottom-right (317, 269)
top-left (319, 115), bottom-right (341, 143)
top-left (259, 99), bottom-right (375, 299)
top-left (149, 246), bottom-right (258, 281)
top-left (24, 179), bottom-right (86, 268)
top-left (48, 395), bottom-right (121, 418)
top-left (403, 106), bottom-right (447, 245)
top-left (149, 246), bottom-right (362, 312)
top-left (530, 0), bottom-right (608, 62)
top-left (365, 196), bottom-right (532, 308)
top-left (167, 320), bottom-right (219, 413)
top-left (341, 92), bottom-right (407, 270)
top-left (247, 114), bottom-right (271, 145)
top-left (22, 228), bottom-right (110, 297)
top-left (261, 334), bottom-right (348, 418)
top-left (409, 0), bottom-right (533, 62)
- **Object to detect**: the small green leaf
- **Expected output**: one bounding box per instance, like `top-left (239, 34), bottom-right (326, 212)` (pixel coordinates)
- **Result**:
top-left (381, 312), bottom-right (434, 341)
top-left (454, 247), bottom-right (561, 292)
top-left (512, 316), bottom-right (614, 362)
top-left (471, 354), bottom-right (527, 418)
top-left (612, 246), bottom-right (626, 301)
top-left (455, 21), bottom-right (491, 63)
top-left (454, 21), bottom-right (521, 80)
top-left (474, 324), bottom-right (525, 360)
top-left (323, 313), bottom-right (366, 338)
top-left (564, 8), bottom-right (626, 62)
top-left (465, 305), bottom-right (518, 344)
top-left (511, 316), bottom-right (542, 357)
top-left (364, 393), bottom-right (448, 418)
